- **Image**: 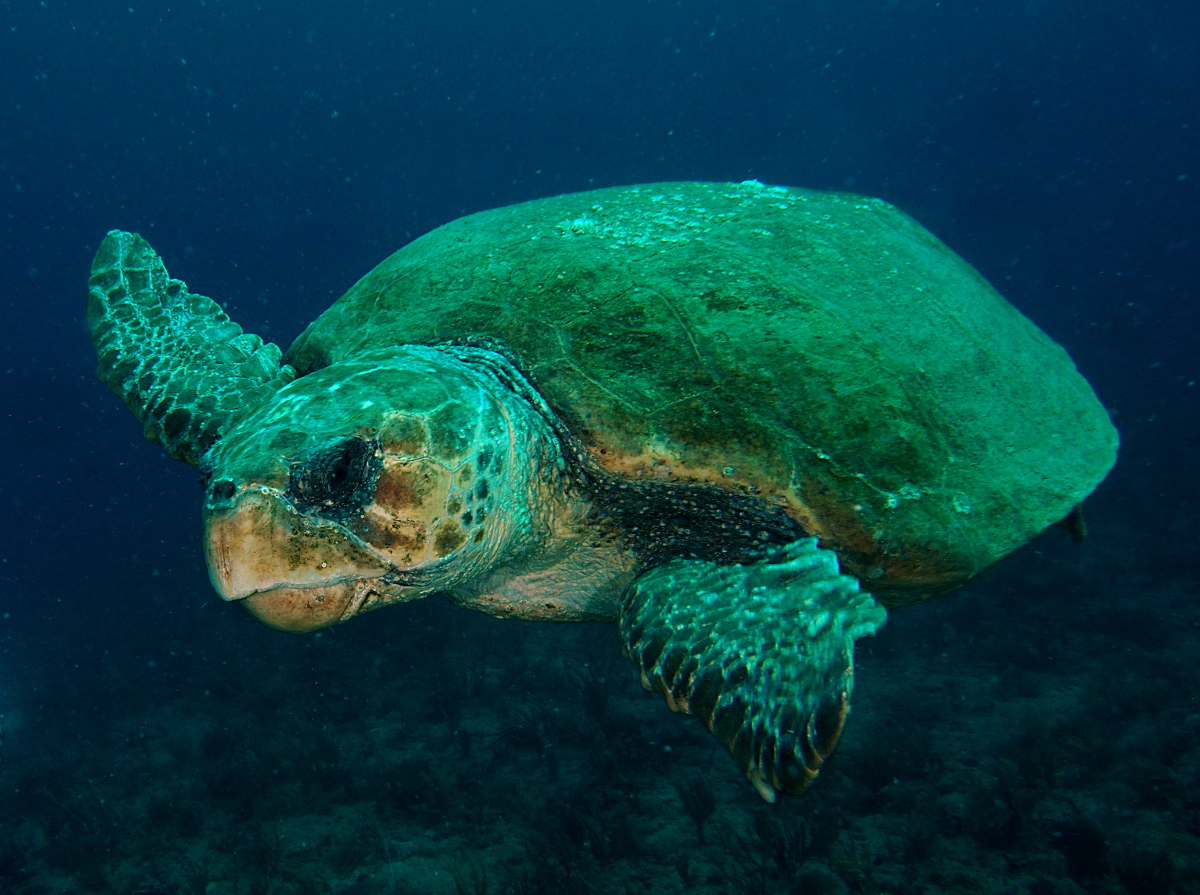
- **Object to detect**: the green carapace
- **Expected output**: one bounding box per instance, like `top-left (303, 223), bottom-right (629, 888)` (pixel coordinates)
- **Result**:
top-left (87, 181), bottom-right (1117, 801)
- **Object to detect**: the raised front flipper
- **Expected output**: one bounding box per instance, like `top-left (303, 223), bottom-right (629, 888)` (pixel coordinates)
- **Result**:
top-left (87, 231), bottom-right (295, 467)
top-left (619, 538), bottom-right (886, 801)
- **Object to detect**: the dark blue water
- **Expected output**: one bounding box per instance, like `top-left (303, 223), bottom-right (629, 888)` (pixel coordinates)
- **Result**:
top-left (1, 2), bottom-right (1197, 892)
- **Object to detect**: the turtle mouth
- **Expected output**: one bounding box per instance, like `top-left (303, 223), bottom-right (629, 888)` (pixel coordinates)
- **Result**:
top-left (241, 581), bottom-right (366, 633)
top-left (204, 487), bottom-right (390, 602)
top-left (204, 488), bottom-right (436, 632)
top-left (240, 575), bottom-right (425, 633)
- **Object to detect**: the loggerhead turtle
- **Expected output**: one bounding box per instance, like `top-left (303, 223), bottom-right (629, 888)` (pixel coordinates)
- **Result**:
top-left (87, 181), bottom-right (1117, 801)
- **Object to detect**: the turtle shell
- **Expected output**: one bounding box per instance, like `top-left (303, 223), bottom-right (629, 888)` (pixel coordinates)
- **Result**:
top-left (286, 181), bottom-right (1117, 603)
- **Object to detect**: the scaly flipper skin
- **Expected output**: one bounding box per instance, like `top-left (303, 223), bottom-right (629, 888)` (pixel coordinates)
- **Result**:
top-left (87, 231), bottom-right (295, 467)
top-left (619, 538), bottom-right (887, 801)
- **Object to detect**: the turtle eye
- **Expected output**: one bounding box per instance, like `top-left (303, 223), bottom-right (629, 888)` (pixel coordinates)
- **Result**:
top-left (288, 436), bottom-right (380, 520)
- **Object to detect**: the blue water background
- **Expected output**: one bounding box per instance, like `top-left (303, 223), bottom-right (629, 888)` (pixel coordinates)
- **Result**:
top-left (0, 0), bottom-right (1196, 888)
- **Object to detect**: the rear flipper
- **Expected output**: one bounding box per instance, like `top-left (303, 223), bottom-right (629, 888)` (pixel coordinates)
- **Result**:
top-left (619, 538), bottom-right (886, 801)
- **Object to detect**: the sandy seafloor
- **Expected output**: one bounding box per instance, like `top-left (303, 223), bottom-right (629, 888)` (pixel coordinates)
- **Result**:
top-left (0, 498), bottom-right (1195, 895)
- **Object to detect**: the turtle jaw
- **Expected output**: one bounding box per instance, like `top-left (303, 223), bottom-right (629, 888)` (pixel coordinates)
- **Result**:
top-left (204, 487), bottom-right (428, 631)
top-left (241, 582), bottom-right (367, 633)
top-left (204, 487), bottom-right (390, 601)
top-left (239, 576), bottom-right (431, 632)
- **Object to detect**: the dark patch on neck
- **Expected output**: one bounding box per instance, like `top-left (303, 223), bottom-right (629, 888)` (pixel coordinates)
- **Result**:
top-left (541, 406), bottom-right (803, 565)
top-left (572, 460), bottom-right (804, 566)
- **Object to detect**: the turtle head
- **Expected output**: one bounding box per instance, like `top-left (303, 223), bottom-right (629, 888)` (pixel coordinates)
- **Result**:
top-left (87, 231), bottom-right (553, 633)
top-left (202, 346), bottom-right (551, 632)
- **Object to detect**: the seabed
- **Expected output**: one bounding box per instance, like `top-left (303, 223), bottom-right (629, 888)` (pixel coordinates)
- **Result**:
top-left (0, 516), bottom-right (1195, 895)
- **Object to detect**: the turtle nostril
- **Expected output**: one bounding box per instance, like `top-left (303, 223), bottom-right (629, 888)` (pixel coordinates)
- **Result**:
top-left (211, 479), bottom-right (237, 502)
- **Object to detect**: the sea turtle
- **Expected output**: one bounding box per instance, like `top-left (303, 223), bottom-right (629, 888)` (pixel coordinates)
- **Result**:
top-left (87, 181), bottom-right (1117, 801)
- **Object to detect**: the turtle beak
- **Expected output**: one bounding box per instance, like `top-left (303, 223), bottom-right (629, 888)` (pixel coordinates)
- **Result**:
top-left (204, 487), bottom-right (389, 604)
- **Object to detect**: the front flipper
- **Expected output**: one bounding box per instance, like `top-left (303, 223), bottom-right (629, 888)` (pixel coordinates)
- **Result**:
top-left (619, 538), bottom-right (886, 801)
top-left (87, 231), bottom-right (295, 467)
